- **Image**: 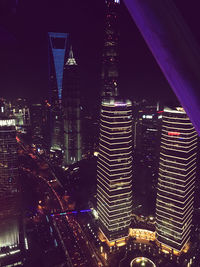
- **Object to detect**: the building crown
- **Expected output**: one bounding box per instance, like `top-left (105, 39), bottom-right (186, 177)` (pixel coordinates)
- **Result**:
top-left (66, 46), bottom-right (77, 65)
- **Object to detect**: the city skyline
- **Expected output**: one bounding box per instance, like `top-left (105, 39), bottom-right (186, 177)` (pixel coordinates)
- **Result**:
top-left (1, 0), bottom-right (199, 103)
top-left (1, 1), bottom-right (200, 266)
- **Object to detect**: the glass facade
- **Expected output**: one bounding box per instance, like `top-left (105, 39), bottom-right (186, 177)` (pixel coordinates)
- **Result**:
top-left (155, 107), bottom-right (198, 251)
top-left (48, 32), bottom-right (69, 100)
top-left (48, 32), bottom-right (68, 151)
top-left (97, 98), bottom-right (133, 242)
top-left (62, 47), bottom-right (82, 165)
top-left (101, 0), bottom-right (120, 97)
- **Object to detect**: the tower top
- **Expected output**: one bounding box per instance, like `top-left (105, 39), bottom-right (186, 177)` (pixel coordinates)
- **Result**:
top-left (66, 46), bottom-right (77, 66)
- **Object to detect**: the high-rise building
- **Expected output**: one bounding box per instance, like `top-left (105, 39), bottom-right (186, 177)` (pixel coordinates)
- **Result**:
top-left (0, 118), bottom-right (20, 249)
top-left (156, 107), bottom-right (198, 252)
top-left (30, 102), bottom-right (48, 146)
top-left (48, 32), bottom-right (68, 151)
top-left (97, 98), bottom-right (133, 243)
top-left (135, 104), bottom-right (161, 170)
top-left (101, 0), bottom-right (120, 97)
top-left (133, 103), bottom-right (162, 214)
top-left (62, 47), bottom-right (82, 165)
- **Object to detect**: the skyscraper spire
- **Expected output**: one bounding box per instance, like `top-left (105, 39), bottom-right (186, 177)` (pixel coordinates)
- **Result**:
top-left (66, 46), bottom-right (77, 66)
top-left (101, 0), bottom-right (120, 97)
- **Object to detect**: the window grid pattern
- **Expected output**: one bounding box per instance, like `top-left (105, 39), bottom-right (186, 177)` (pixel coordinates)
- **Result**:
top-left (97, 98), bottom-right (133, 241)
top-left (155, 108), bottom-right (198, 251)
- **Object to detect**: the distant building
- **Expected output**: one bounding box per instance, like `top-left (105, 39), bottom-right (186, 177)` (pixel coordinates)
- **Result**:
top-left (0, 98), bottom-right (9, 117)
top-left (62, 47), bottom-right (82, 165)
top-left (135, 104), bottom-right (161, 169)
top-left (0, 118), bottom-right (20, 250)
top-left (0, 98), bottom-right (31, 133)
top-left (48, 32), bottom-right (68, 152)
top-left (156, 107), bottom-right (198, 252)
top-left (101, 0), bottom-right (120, 97)
top-left (10, 99), bottom-right (30, 134)
top-left (134, 103), bottom-right (162, 204)
top-left (30, 102), bottom-right (49, 146)
top-left (97, 98), bottom-right (133, 242)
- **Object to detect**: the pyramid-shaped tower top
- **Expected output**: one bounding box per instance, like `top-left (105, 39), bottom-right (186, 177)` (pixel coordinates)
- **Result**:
top-left (66, 46), bottom-right (77, 65)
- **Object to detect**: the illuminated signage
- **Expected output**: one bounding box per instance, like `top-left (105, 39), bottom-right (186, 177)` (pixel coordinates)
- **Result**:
top-left (115, 103), bottom-right (126, 107)
top-left (142, 115), bottom-right (153, 119)
top-left (168, 132), bottom-right (180, 136)
top-left (0, 119), bottom-right (15, 127)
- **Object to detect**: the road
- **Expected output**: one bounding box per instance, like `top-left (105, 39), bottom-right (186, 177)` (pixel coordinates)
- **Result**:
top-left (18, 137), bottom-right (101, 266)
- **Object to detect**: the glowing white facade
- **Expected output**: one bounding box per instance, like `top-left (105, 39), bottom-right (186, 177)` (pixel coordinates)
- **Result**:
top-left (0, 119), bottom-right (20, 248)
top-left (97, 98), bottom-right (132, 241)
top-left (156, 107), bottom-right (198, 251)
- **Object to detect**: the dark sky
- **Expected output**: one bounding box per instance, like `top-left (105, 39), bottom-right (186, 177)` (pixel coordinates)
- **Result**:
top-left (0, 0), bottom-right (200, 104)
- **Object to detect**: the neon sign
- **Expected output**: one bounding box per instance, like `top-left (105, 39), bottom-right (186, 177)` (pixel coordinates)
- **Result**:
top-left (168, 132), bottom-right (180, 136)
top-left (115, 103), bottom-right (126, 107)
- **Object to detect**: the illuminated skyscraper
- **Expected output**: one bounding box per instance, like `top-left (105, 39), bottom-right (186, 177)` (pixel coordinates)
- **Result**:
top-left (156, 107), bottom-right (198, 252)
top-left (0, 118), bottom-right (20, 249)
top-left (62, 47), bottom-right (82, 165)
top-left (101, 0), bottom-right (120, 97)
top-left (97, 98), bottom-right (132, 242)
top-left (48, 32), bottom-right (68, 151)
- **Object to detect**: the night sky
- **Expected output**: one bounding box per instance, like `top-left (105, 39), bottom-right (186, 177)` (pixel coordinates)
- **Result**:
top-left (0, 0), bottom-right (200, 104)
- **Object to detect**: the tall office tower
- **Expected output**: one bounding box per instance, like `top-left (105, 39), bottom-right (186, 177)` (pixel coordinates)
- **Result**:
top-left (0, 118), bottom-right (20, 250)
top-left (97, 98), bottom-right (133, 243)
top-left (156, 107), bottom-right (198, 252)
top-left (62, 47), bottom-right (82, 165)
top-left (48, 32), bottom-right (68, 151)
top-left (30, 102), bottom-right (47, 145)
top-left (135, 104), bottom-right (161, 170)
top-left (101, 0), bottom-right (120, 97)
top-left (133, 104), bottom-right (162, 213)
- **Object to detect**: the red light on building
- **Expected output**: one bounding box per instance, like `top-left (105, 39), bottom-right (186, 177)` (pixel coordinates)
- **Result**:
top-left (168, 132), bottom-right (180, 136)
top-left (158, 110), bottom-right (164, 113)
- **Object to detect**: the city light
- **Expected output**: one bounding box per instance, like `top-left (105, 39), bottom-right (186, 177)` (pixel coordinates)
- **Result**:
top-left (168, 131), bottom-right (180, 136)
top-left (0, 119), bottom-right (15, 127)
top-left (51, 209), bottom-right (91, 217)
top-left (1, 0), bottom-right (200, 266)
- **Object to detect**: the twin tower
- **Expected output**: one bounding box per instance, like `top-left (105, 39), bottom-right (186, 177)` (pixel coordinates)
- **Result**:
top-left (48, 0), bottom-right (198, 254)
top-left (97, 102), bottom-right (198, 254)
top-left (97, 0), bottom-right (198, 255)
